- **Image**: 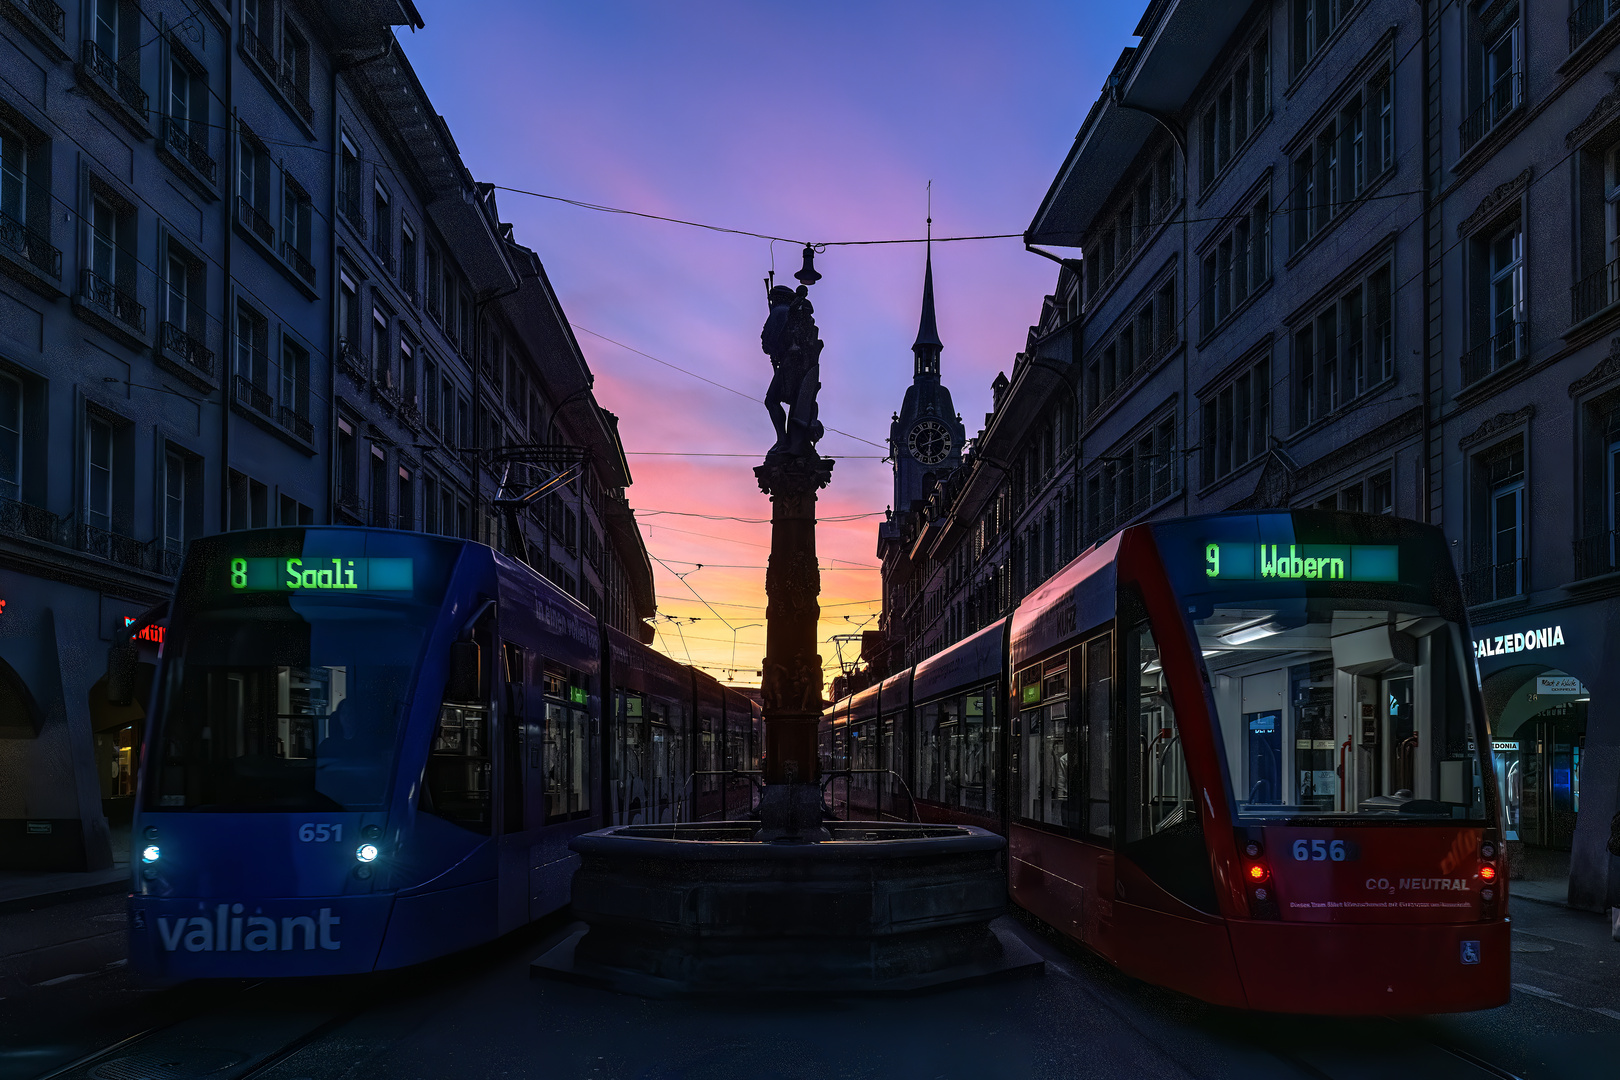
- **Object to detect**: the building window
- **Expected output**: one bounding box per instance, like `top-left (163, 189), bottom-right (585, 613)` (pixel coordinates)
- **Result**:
top-left (424, 474), bottom-right (439, 533)
top-left (86, 413), bottom-right (113, 533)
top-left (400, 336), bottom-right (417, 411)
top-left (280, 176), bottom-right (313, 280)
top-left (1576, 394), bottom-right (1620, 577)
top-left (459, 288), bottom-right (473, 354)
top-left (1467, 438), bottom-right (1525, 604)
top-left (372, 307), bottom-right (391, 387)
top-left (1292, 261), bottom-right (1392, 429)
top-left (424, 356), bottom-right (439, 432)
top-left (1200, 34), bottom-right (1270, 189)
top-left (372, 184), bottom-right (391, 267)
top-left (1461, 3), bottom-right (1521, 153)
top-left (280, 339), bottom-right (309, 419)
top-left (401, 221), bottom-right (417, 298)
top-left (281, 19), bottom-right (310, 109)
top-left (1200, 193), bottom-right (1271, 337)
top-left (426, 246), bottom-right (441, 319)
top-left (163, 449), bottom-right (186, 553)
top-left (235, 301), bottom-right (269, 389)
top-left (0, 370), bottom-right (21, 503)
top-left (85, 186), bottom-right (136, 308)
top-left (165, 51), bottom-right (210, 178)
top-left (370, 448), bottom-right (388, 527)
top-left (236, 123), bottom-right (273, 243)
top-left (228, 469), bottom-right (268, 531)
top-left (397, 466), bottom-right (413, 530)
top-left (1464, 221), bottom-right (1525, 384)
top-left (338, 271), bottom-right (359, 353)
top-left (338, 136), bottom-right (362, 225)
top-left (1290, 66), bottom-right (1392, 253)
top-left (1088, 413), bottom-right (1178, 540)
top-left (1293, 0), bottom-right (1352, 74)
top-left (336, 417), bottom-right (357, 508)
top-left (1201, 352), bottom-right (1270, 485)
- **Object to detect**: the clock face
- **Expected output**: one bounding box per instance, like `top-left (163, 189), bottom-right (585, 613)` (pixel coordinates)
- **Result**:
top-left (908, 419), bottom-right (952, 465)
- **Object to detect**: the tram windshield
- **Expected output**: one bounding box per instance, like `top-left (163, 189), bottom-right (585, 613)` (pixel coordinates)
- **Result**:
top-left (1154, 513), bottom-right (1488, 822)
top-left (145, 530), bottom-right (458, 812)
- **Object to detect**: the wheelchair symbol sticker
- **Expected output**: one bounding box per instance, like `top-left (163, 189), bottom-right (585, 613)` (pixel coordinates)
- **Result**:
top-left (1460, 940), bottom-right (1480, 965)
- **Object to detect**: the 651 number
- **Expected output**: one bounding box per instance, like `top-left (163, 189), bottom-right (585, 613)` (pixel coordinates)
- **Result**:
top-left (298, 823), bottom-right (341, 842)
top-left (1292, 839), bottom-right (1350, 862)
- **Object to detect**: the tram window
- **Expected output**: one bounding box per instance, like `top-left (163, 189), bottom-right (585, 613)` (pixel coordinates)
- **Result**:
top-left (424, 702), bottom-right (491, 833)
top-left (1084, 636), bottom-right (1112, 839)
top-left (1122, 614), bottom-right (1214, 912)
top-left (500, 644), bottom-right (527, 833)
top-left (1193, 599), bottom-right (1486, 820)
top-left (148, 607), bottom-right (425, 813)
top-left (544, 701), bottom-right (591, 822)
top-left (917, 700), bottom-right (942, 803)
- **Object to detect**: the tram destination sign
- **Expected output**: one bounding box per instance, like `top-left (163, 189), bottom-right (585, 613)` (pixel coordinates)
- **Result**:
top-left (228, 557), bottom-right (414, 592)
top-left (1203, 542), bottom-right (1399, 582)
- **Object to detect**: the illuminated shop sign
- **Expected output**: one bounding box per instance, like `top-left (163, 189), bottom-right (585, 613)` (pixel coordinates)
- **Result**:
top-left (123, 617), bottom-right (165, 644)
top-left (1534, 676), bottom-right (1586, 695)
top-left (1203, 542), bottom-right (1399, 582)
top-left (1473, 625), bottom-right (1564, 659)
top-left (228, 557), bottom-right (414, 592)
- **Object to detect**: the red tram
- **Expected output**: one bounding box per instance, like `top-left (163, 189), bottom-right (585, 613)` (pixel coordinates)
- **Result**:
top-left (821, 511), bottom-right (1508, 1014)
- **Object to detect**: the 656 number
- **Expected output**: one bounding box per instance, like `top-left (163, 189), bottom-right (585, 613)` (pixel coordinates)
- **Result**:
top-left (298, 823), bottom-right (341, 842)
top-left (1292, 839), bottom-right (1352, 862)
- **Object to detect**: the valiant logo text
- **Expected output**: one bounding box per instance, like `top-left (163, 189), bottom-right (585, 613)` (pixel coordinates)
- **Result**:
top-left (155, 904), bottom-right (342, 952)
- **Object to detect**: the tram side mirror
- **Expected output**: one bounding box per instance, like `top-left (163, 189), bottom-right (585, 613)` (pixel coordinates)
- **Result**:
top-left (106, 642), bottom-right (138, 706)
top-left (447, 641), bottom-right (483, 703)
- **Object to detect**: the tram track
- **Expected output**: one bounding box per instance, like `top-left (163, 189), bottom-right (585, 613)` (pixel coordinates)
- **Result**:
top-left (30, 980), bottom-right (366, 1080)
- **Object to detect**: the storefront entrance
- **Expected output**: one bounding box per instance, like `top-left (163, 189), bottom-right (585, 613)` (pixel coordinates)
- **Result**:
top-left (1483, 667), bottom-right (1587, 851)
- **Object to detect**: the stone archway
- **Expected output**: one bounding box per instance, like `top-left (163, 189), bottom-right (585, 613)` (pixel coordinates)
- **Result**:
top-left (1480, 665), bottom-right (1589, 866)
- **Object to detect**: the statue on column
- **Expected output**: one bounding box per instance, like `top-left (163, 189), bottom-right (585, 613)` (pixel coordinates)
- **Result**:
top-left (761, 283), bottom-right (825, 459)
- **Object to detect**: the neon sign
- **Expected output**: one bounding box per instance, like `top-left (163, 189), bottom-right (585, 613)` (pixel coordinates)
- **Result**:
top-left (1473, 625), bottom-right (1564, 658)
top-left (228, 557), bottom-right (414, 592)
top-left (1203, 542), bottom-right (1399, 582)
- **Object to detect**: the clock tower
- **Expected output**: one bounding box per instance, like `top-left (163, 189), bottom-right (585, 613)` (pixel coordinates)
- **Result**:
top-left (887, 242), bottom-right (966, 522)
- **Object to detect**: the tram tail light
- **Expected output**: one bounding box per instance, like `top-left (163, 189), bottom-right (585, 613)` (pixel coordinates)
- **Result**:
top-left (1246, 862), bottom-right (1270, 884)
top-left (1479, 864), bottom-right (1497, 883)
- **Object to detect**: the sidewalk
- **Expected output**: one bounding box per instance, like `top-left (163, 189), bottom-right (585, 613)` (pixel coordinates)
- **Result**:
top-left (0, 823), bottom-right (129, 913)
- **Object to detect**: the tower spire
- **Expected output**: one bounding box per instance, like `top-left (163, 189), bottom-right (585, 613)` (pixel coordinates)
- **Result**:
top-left (913, 184), bottom-right (942, 371)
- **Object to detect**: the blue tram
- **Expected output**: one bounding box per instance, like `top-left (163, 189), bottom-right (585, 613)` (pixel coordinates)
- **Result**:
top-left (126, 527), bottom-right (760, 978)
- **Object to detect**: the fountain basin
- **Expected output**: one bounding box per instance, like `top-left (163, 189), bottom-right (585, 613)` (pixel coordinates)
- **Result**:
top-left (531, 821), bottom-right (1042, 996)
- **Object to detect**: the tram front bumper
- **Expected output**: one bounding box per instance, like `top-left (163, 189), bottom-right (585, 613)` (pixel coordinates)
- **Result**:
top-left (129, 894), bottom-right (394, 978)
top-left (1224, 918), bottom-right (1511, 1015)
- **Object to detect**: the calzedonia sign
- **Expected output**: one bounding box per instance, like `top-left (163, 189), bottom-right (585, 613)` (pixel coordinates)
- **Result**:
top-left (1474, 624), bottom-right (1565, 659)
top-left (1203, 542), bottom-right (1399, 582)
top-left (229, 557), bottom-right (414, 592)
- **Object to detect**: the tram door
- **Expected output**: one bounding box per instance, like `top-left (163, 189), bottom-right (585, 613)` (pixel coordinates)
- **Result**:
top-left (497, 642), bottom-right (539, 932)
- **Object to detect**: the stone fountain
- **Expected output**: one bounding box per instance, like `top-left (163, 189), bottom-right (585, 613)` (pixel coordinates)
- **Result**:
top-left (533, 247), bottom-right (1040, 995)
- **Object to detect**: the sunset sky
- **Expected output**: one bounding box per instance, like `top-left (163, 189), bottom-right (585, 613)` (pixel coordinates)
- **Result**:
top-left (400, 1), bottom-right (1141, 688)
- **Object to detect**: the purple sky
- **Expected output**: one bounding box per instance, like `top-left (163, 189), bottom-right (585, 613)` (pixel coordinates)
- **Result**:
top-left (400, 1), bottom-right (1142, 683)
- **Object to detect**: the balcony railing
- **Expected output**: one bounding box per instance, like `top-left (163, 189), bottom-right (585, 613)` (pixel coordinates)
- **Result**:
top-left (337, 337), bottom-right (367, 385)
top-left (1570, 257), bottom-right (1620, 326)
top-left (1461, 557), bottom-right (1525, 606)
top-left (278, 404), bottom-right (313, 443)
top-left (277, 65), bottom-right (313, 123)
top-left (280, 240), bottom-right (315, 284)
top-left (1459, 73), bottom-right (1522, 154)
top-left (398, 400), bottom-right (422, 430)
top-left (162, 116), bottom-right (216, 183)
top-left (1573, 529), bottom-right (1620, 580)
top-left (1570, 0), bottom-right (1618, 50)
top-left (1460, 321), bottom-right (1527, 387)
top-left (0, 210), bottom-right (61, 278)
top-left (78, 521), bottom-right (150, 571)
top-left (81, 39), bottom-right (147, 120)
top-left (237, 196), bottom-right (274, 245)
top-left (374, 376), bottom-right (401, 410)
top-left (159, 320), bottom-right (214, 377)
top-left (234, 374), bottom-right (274, 416)
top-left (79, 268), bottom-right (145, 333)
top-left (242, 25), bottom-right (275, 71)
top-left (0, 494), bottom-right (66, 545)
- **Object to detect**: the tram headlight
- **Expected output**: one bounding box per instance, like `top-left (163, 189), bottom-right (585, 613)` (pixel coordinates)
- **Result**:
top-left (141, 844), bottom-right (161, 864)
top-left (356, 843), bottom-right (380, 864)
